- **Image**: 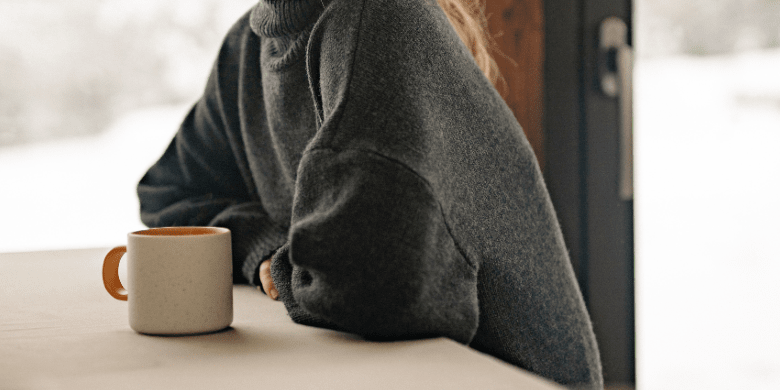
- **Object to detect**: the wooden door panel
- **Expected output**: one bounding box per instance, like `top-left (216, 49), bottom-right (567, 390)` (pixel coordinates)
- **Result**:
top-left (485, 0), bottom-right (545, 171)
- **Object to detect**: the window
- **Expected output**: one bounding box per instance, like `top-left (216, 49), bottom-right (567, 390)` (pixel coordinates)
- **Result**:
top-left (0, 0), bottom-right (258, 252)
top-left (636, 1), bottom-right (780, 388)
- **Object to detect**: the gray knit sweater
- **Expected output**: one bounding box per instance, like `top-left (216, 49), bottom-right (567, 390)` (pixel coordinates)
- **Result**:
top-left (137, 0), bottom-right (603, 388)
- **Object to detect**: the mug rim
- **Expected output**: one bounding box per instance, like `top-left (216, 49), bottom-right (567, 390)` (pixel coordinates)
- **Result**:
top-left (130, 226), bottom-right (230, 237)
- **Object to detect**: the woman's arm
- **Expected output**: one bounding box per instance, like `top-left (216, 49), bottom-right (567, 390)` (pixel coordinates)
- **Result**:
top-left (268, 148), bottom-right (480, 344)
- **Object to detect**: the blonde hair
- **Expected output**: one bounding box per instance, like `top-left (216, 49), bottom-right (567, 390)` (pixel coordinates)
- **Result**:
top-left (437, 0), bottom-right (501, 86)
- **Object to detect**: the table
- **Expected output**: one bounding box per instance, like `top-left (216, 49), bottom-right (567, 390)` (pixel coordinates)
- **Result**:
top-left (1, 248), bottom-right (563, 389)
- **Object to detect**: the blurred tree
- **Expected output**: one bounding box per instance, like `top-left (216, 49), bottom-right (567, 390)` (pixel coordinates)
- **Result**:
top-left (0, 47), bottom-right (26, 145)
top-left (0, 0), bottom-right (256, 147)
top-left (639, 0), bottom-right (780, 56)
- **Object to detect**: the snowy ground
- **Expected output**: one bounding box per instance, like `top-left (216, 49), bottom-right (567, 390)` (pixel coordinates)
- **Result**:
top-left (2, 49), bottom-right (780, 389)
top-left (635, 49), bottom-right (780, 389)
top-left (0, 104), bottom-right (187, 251)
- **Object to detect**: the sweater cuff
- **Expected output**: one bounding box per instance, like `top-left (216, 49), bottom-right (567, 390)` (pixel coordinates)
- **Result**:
top-left (271, 244), bottom-right (343, 331)
top-left (242, 237), bottom-right (286, 288)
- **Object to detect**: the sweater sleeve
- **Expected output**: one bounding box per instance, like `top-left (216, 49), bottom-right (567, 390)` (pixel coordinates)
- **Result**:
top-left (264, 0), bottom-right (487, 343)
top-left (270, 148), bottom-right (479, 344)
top-left (137, 12), bottom-right (288, 285)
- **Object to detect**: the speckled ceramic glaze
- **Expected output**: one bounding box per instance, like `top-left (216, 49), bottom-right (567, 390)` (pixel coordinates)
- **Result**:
top-left (115, 227), bottom-right (233, 335)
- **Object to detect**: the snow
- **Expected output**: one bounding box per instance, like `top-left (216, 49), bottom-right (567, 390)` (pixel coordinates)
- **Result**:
top-left (635, 49), bottom-right (780, 390)
top-left (0, 104), bottom-right (187, 252)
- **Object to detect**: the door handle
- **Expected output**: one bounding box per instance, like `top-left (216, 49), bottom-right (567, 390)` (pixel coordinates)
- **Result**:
top-left (599, 17), bottom-right (634, 201)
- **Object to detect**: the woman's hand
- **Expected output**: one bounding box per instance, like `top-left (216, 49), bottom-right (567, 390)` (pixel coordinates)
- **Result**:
top-left (259, 258), bottom-right (279, 300)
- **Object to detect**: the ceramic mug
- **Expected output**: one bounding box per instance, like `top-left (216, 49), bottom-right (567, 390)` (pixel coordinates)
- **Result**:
top-left (102, 226), bottom-right (233, 335)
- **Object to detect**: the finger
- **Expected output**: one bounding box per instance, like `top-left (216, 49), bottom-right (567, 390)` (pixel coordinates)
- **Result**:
top-left (259, 258), bottom-right (278, 300)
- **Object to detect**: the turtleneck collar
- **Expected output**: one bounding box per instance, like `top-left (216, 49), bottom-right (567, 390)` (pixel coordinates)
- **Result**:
top-left (250, 0), bottom-right (326, 37)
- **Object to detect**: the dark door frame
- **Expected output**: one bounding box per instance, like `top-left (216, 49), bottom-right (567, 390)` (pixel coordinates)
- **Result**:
top-left (543, 0), bottom-right (635, 385)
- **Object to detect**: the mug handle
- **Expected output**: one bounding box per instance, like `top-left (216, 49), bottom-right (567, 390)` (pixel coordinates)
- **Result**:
top-left (103, 246), bottom-right (128, 301)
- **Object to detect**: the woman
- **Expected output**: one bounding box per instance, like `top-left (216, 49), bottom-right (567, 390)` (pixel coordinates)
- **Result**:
top-left (138, 0), bottom-right (603, 388)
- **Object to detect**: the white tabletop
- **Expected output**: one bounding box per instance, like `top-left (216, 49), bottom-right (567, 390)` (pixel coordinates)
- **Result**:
top-left (0, 248), bottom-right (563, 389)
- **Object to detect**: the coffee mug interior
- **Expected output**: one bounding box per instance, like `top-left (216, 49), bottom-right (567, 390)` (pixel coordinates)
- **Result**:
top-left (131, 227), bottom-right (226, 236)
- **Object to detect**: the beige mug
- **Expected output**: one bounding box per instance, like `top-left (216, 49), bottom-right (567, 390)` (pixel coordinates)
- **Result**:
top-left (102, 227), bottom-right (233, 335)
